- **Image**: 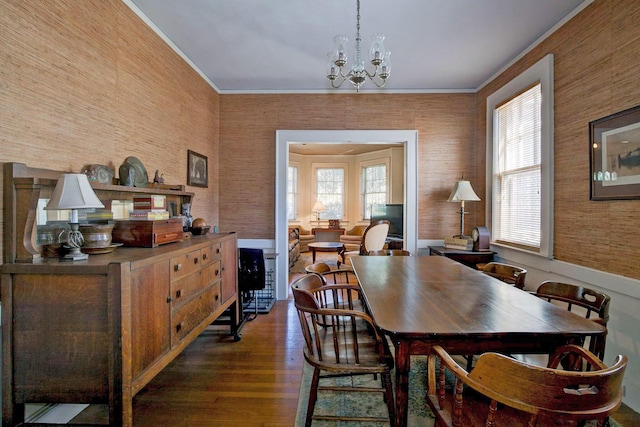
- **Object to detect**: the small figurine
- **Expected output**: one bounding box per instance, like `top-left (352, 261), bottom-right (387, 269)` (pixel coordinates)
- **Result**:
top-left (153, 170), bottom-right (165, 184)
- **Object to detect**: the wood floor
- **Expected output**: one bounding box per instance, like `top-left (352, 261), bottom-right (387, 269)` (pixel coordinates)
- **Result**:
top-left (71, 272), bottom-right (639, 426)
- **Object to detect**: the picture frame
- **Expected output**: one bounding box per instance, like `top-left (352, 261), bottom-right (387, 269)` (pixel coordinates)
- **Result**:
top-left (187, 150), bottom-right (208, 188)
top-left (589, 104), bottom-right (640, 200)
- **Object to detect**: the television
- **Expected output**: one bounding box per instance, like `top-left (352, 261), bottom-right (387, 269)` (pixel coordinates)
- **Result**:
top-left (370, 204), bottom-right (403, 238)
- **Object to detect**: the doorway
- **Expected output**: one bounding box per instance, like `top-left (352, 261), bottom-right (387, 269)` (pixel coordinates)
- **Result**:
top-left (275, 130), bottom-right (418, 300)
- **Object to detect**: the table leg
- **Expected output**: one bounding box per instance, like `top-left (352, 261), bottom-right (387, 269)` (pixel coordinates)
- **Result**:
top-left (311, 248), bottom-right (316, 263)
top-left (394, 341), bottom-right (410, 427)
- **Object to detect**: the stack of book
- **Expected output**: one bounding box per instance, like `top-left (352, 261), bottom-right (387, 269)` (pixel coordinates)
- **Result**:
top-left (129, 195), bottom-right (169, 220)
top-left (444, 236), bottom-right (473, 251)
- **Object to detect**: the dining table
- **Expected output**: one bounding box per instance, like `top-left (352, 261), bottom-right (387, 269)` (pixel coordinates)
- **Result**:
top-left (350, 255), bottom-right (607, 427)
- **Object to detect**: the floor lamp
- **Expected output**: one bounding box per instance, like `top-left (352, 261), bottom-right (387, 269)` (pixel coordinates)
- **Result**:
top-left (447, 179), bottom-right (480, 238)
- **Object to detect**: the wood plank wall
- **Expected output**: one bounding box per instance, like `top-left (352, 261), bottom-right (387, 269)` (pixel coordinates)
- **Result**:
top-left (219, 93), bottom-right (478, 240)
top-left (0, 0), bottom-right (220, 262)
top-left (476, 0), bottom-right (640, 280)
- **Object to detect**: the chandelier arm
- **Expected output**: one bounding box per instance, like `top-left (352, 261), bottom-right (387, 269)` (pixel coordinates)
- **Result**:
top-left (330, 75), bottom-right (348, 89)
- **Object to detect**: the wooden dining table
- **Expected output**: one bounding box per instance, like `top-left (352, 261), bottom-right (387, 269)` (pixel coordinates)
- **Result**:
top-left (350, 255), bottom-right (607, 427)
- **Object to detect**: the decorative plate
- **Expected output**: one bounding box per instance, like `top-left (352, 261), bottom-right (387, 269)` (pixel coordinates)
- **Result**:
top-left (124, 156), bottom-right (148, 188)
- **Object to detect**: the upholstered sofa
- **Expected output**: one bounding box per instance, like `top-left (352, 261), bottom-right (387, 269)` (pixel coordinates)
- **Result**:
top-left (339, 225), bottom-right (368, 252)
top-left (298, 226), bottom-right (315, 252)
top-left (288, 227), bottom-right (300, 269)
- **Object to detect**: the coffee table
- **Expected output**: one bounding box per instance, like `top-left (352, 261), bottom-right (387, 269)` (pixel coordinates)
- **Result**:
top-left (308, 242), bottom-right (345, 264)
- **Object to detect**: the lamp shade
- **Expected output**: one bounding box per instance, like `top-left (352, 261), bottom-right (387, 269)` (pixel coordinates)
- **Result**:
top-left (312, 200), bottom-right (326, 212)
top-left (45, 174), bottom-right (105, 211)
top-left (447, 180), bottom-right (480, 203)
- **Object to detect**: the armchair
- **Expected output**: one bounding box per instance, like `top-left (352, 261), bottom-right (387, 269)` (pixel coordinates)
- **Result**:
top-left (298, 226), bottom-right (315, 252)
top-left (339, 225), bottom-right (368, 252)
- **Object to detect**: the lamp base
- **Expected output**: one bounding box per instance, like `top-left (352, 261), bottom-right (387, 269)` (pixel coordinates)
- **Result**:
top-left (64, 247), bottom-right (89, 261)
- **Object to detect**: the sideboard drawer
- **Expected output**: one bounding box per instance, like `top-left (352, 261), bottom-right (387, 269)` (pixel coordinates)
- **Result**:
top-left (170, 249), bottom-right (202, 282)
top-left (171, 285), bottom-right (218, 344)
top-left (200, 242), bottom-right (221, 266)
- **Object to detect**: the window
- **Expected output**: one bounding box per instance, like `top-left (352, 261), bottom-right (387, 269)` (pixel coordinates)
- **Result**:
top-left (287, 166), bottom-right (297, 220)
top-left (487, 54), bottom-right (554, 257)
top-left (362, 163), bottom-right (387, 219)
top-left (495, 84), bottom-right (541, 249)
top-left (316, 167), bottom-right (344, 220)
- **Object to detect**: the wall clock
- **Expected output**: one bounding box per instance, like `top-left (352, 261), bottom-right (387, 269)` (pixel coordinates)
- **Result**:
top-left (472, 226), bottom-right (490, 251)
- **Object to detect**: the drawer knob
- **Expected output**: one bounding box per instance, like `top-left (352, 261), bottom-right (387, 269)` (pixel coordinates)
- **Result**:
top-left (176, 289), bottom-right (183, 298)
top-left (203, 253), bottom-right (208, 260)
top-left (194, 257), bottom-right (199, 264)
top-left (166, 295), bottom-right (172, 303)
top-left (176, 323), bottom-right (183, 332)
top-left (174, 263), bottom-right (182, 272)
top-left (215, 294), bottom-right (219, 301)
top-left (215, 269), bottom-right (220, 276)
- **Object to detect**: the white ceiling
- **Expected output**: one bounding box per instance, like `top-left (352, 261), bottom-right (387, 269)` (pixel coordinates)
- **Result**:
top-left (127, 0), bottom-right (589, 94)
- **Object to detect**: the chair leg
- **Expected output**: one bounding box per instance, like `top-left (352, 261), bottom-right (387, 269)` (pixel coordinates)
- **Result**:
top-left (306, 367), bottom-right (321, 427)
top-left (382, 370), bottom-right (395, 426)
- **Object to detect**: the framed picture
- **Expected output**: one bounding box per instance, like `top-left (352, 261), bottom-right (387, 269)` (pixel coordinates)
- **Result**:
top-left (590, 104), bottom-right (640, 200)
top-left (187, 150), bottom-right (208, 188)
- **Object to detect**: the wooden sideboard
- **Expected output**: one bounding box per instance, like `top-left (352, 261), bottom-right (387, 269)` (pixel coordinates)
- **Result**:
top-left (428, 245), bottom-right (495, 269)
top-left (1, 163), bottom-right (240, 426)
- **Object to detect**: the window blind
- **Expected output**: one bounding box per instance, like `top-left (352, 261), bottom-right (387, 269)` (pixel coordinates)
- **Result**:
top-left (494, 83), bottom-right (542, 250)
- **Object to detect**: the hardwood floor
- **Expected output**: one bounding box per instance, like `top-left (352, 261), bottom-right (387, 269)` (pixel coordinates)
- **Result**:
top-left (71, 272), bottom-right (639, 426)
top-left (131, 299), bottom-right (305, 427)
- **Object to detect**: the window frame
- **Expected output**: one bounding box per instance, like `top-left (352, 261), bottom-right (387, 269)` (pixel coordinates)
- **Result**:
top-left (286, 164), bottom-right (298, 221)
top-left (361, 159), bottom-right (389, 220)
top-left (486, 54), bottom-right (554, 259)
top-left (312, 163), bottom-right (348, 221)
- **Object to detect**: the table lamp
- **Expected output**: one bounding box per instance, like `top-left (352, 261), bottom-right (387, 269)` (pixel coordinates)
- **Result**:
top-left (45, 173), bottom-right (105, 260)
top-left (311, 199), bottom-right (326, 227)
top-left (447, 179), bottom-right (480, 238)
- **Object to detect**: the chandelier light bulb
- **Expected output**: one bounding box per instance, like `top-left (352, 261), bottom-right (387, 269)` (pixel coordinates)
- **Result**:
top-left (369, 33), bottom-right (386, 65)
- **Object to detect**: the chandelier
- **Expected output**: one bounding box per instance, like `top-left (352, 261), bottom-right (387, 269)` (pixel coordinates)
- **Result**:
top-left (326, 0), bottom-right (391, 92)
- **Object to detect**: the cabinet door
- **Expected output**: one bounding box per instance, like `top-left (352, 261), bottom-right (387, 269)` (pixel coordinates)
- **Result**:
top-left (220, 237), bottom-right (237, 304)
top-left (131, 261), bottom-right (171, 379)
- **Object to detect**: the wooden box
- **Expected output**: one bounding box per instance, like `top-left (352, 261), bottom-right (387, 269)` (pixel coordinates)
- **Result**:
top-left (112, 218), bottom-right (183, 247)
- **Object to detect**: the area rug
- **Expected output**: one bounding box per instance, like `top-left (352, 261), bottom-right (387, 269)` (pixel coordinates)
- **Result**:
top-left (294, 356), bottom-right (622, 427)
top-left (290, 250), bottom-right (342, 274)
top-left (295, 356), bottom-right (434, 427)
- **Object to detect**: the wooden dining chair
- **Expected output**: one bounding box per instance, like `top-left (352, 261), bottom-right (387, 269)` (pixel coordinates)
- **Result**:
top-left (482, 261), bottom-right (527, 289)
top-left (337, 219), bottom-right (390, 267)
top-left (368, 249), bottom-right (411, 256)
top-left (534, 281), bottom-right (611, 360)
top-left (304, 262), bottom-right (355, 284)
top-left (292, 275), bottom-right (395, 426)
top-left (427, 344), bottom-right (627, 427)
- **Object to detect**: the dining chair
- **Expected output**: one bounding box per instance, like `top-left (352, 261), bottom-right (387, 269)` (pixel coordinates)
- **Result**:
top-left (304, 262), bottom-right (355, 284)
top-left (337, 219), bottom-right (390, 267)
top-left (526, 281), bottom-right (611, 364)
top-left (292, 275), bottom-right (395, 426)
top-left (427, 344), bottom-right (627, 427)
top-left (482, 261), bottom-right (527, 289)
top-left (368, 249), bottom-right (411, 256)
